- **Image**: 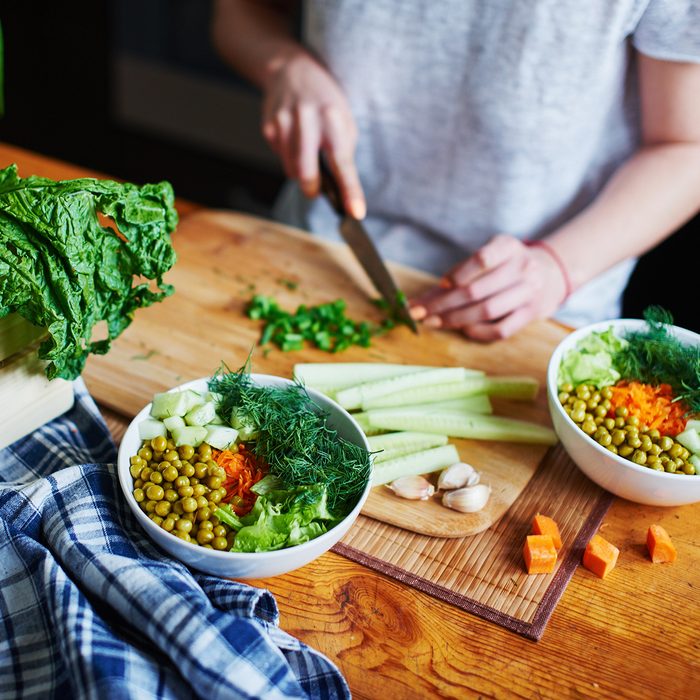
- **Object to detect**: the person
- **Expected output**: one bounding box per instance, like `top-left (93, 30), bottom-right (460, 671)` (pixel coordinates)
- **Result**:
top-left (212, 1), bottom-right (700, 340)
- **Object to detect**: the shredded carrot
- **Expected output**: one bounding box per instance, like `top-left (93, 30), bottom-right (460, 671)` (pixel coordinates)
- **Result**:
top-left (608, 381), bottom-right (688, 436)
top-left (211, 445), bottom-right (267, 516)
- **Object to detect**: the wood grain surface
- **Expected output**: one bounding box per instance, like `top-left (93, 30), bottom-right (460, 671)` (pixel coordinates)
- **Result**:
top-left (6, 143), bottom-right (699, 700)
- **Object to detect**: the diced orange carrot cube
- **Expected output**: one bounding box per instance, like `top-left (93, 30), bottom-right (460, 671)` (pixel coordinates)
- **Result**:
top-left (583, 534), bottom-right (619, 579)
top-left (531, 513), bottom-right (562, 550)
top-left (646, 524), bottom-right (676, 563)
top-left (523, 534), bottom-right (558, 574)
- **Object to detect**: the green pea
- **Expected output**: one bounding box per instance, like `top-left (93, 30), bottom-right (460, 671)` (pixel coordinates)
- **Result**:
top-left (669, 443), bottom-right (683, 459)
top-left (151, 435), bottom-right (167, 453)
top-left (611, 430), bottom-right (626, 446)
top-left (212, 536), bottom-right (228, 551)
top-left (181, 497), bottom-right (198, 513)
top-left (597, 432), bottom-right (612, 447)
top-left (618, 445), bottom-right (634, 457)
top-left (155, 501), bottom-right (171, 517)
top-left (175, 518), bottom-right (192, 533)
top-left (615, 406), bottom-right (629, 418)
top-left (133, 488), bottom-right (145, 503)
top-left (658, 436), bottom-right (673, 452)
top-left (163, 465), bottom-right (178, 482)
top-left (631, 450), bottom-right (647, 465)
top-left (145, 484), bottom-right (165, 501)
top-left (560, 383), bottom-right (574, 394)
top-left (640, 435), bottom-right (653, 452)
top-left (571, 409), bottom-right (586, 423)
top-left (178, 444), bottom-right (195, 461)
top-left (582, 420), bottom-right (597, 435)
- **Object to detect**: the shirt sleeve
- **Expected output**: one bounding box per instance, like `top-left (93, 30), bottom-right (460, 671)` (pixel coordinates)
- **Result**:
top-left (633, 0), bottom-right (700, 63)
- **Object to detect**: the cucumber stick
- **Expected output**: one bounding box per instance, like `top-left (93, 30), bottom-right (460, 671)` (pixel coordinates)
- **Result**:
top-left (293, 363), bottom-right (442, 392)
top-left (372, 444), bottom-right (460, 486)
top-left (351, 412), bottom-right (386, 436)
top-left (367, 410), bottom-right (557, 445)
top-left (361, 375), bottom-right (538, 410)
top-left (336, 367), bottom-right (474, 410)
top-left (368, 431), bottom-right (448, 463)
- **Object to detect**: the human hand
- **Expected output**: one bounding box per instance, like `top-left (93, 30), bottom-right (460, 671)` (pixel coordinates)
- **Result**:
top-left (409, 235), bottom-right (571, 341)
top-left (261, 52), bottom-right (366, 219)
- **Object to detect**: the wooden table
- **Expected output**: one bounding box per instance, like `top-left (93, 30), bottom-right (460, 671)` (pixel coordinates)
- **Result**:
top-left (4, 142), bottom-right (698, 699)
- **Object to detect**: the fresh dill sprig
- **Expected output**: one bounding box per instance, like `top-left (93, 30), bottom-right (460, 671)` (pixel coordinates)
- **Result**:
top-left (613, 306), bottom-right (700, 413)
top-left (208, 362), bottom-right (371, 514)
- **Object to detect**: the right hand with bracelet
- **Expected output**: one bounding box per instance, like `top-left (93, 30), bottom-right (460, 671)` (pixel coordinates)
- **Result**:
top-left (408, 234), bottom-right (572, 341)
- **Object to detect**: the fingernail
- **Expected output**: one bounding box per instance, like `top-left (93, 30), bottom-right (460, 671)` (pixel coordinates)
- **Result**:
top-left (301, 180), bottom-right (317, 197)
top-left (423, 315), bottom-right (442, 329)
top-left (351, 198), bottom-right (366, 220)
top-left (409, 305), bottom-right (427, 321)
top-left (439, 277), bottom-right (454, 289)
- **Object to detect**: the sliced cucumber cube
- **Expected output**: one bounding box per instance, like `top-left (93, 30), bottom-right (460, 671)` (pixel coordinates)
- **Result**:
top-left (163, 415), bottom-right (186, 432)
top-left (207, 413), bottom-right (227, 426)
top-left (185, 401), bottom-right (218, 427)
top-left (138, 418), bottom-right (167, 441)
top-left (150, 389), bottom-right (202, 419)
top-left (204, 425), bottom-right (239, 450)
top-left (171, 425), bottom-right (207, 448)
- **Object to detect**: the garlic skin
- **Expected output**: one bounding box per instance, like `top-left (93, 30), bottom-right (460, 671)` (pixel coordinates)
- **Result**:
top-left (388, 475), bottom-right (435, 501)
top-left (437, 462), bottom-right (480, 490)
top-left (442, 484), bottom-right (491, 513)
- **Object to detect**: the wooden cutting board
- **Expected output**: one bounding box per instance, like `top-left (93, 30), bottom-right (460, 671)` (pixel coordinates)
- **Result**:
top-left (82, 210), bottom-right (568, 537)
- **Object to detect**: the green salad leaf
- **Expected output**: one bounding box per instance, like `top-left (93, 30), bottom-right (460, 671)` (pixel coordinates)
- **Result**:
top-left (0, 164), bottom-right (177, 379)
top-left (558, 327), bottom-right (627, 388)
top-left (216, 477), bottom-right (337, 553)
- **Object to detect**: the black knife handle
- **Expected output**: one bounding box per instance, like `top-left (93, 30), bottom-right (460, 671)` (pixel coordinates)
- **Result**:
top-left (318, 154), bottom-right (345, 217)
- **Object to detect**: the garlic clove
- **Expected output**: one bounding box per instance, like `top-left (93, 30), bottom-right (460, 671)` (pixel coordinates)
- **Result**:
top-left (437, 461), bottom-right (478, 490)
top-left (442, 483), bottom-right (491, 513)
top-left (388, 475), bottom-right (435, 501)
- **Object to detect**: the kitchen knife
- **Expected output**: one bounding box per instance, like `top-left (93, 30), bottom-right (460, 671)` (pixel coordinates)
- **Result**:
top-left (318, 157), bottom-right (418, 334)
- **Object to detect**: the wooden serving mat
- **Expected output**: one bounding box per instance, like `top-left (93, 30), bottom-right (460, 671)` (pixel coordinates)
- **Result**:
top-left (336, 445), bottom-right (614, 640)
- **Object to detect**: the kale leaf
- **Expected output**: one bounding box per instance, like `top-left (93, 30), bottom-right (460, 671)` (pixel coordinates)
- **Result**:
top-left (0, 164), bottom-right (177, 379)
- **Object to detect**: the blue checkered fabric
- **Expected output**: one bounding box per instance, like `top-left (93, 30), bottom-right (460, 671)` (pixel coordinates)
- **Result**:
top-left (0, 380), bottom-right (350, 700)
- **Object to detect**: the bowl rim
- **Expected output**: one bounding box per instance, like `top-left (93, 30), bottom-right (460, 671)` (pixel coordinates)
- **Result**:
top-left (547, 317), bottom-right (700, 482)
top-left (117, 373), bottom-right (372, 560)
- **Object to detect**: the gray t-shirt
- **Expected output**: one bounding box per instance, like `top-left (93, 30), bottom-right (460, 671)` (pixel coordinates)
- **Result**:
top-left (275, 0), bottom-right (700, 326)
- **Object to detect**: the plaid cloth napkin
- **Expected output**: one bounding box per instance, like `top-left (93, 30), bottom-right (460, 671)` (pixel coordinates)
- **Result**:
top-left (0, 380), bottom-right (350, 700)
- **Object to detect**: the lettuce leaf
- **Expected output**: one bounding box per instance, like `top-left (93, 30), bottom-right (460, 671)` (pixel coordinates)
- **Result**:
top-left (0, 164), bottom-right (177, 379)
top-left (217, 477), bottom-right (338, 553)
top-left (558, 327), bottom-right (628, 389)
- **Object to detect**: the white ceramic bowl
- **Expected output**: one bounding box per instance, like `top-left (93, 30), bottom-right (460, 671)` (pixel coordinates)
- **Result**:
top-left (117, 374), bottom-right (371, 578)
top-left (547, 319), bottom-right (700, 506)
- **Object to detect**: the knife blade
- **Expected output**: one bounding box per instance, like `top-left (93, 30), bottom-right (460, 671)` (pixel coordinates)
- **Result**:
top-left (318, 157), bottom-right (418, 334)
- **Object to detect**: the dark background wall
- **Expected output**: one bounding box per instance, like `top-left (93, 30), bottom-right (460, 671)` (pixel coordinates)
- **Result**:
top-left (0, 0), bottom-right (696, 331)
top-left (0, 0), bottom-right (284, 213)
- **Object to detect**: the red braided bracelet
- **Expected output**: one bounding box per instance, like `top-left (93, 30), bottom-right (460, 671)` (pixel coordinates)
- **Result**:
top-left (526, 239), bottom-right (573, 302)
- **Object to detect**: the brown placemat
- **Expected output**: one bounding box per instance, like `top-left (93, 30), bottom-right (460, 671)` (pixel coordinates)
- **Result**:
top-left (332, 445), bottom-right (613, 640)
